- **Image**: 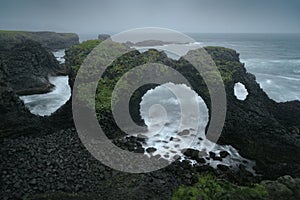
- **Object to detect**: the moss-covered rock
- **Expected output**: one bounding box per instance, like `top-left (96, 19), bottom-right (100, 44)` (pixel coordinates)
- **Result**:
top-left (65, 40), bottom-right (300, 179)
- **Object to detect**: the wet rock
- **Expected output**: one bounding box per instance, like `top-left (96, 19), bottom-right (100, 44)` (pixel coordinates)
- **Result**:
top-left (209, 152), bottom-right (216, 159)
top-left (146, 147), bottom-right (157, 153)
top-left (217, 164), bottom-right (229, 171)
top-left (212, 157), bottom-right (223, 161)
top-left (196, 158), bottom-right (206, 164)
top-left (220, 151), bottom-right (230, 158)
top-left (182, 149), bottom-right (199, 159)
top-left (177, 130), bottom-right (189, 136)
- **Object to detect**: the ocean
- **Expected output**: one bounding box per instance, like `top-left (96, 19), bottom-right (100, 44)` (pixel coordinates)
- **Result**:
top-left (19, 33), bottom-right (297, 172)
top-left (24, 33), bottom-right (299, 116)
top-left (189, 33), bottom-right (300, 102)
top-left (79, 33), bottom-right (300, 102)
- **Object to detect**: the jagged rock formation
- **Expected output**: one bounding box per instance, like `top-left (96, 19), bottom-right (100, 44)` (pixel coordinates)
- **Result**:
top-left (0, 30), bottom-right (79, 51)
top-left (0, 40), bottom-right (65, 95)
top-left (0, 62), bottom-right (48, 138)
top-left (202, 47), bottom-right (300, 179)
top-left (1, 39), bottom-right (299, 199)
top-left (98, 34), bottom-right (110, 41)
top-left (62, 41), bottom-right (300, 179)
top-left (87, 44), bottom-right (300, 179)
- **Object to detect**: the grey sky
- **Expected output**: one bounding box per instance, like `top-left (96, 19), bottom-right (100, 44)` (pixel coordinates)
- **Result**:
top-left (0, 0), bottom-right (299, 33)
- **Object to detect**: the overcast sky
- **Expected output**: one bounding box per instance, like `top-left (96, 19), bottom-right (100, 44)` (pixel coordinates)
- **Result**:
top-left (1, 0), bottom-right (300, 34)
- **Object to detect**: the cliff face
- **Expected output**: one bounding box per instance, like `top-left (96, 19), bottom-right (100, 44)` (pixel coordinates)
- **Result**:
top-left (203, 47), bottom-right (300, 178)
top-left (0, 38), bottom-right (77, 137)
top-left (0, 30), bottom-right (79, 51)
top-left (0, 62), bottom-right (27, 114)
top-left (68, 42), bottom-right (299, 179)
top-left (48, 40), bottom-right (102, 130)
top-left (1, 40), bottom-right (300, 199)
top-left (1, 39), bottom-right (299, 178)
top-left (0, 40), bottom-right (65, 95)
top-left (0, 62), bottom-right (48, 138)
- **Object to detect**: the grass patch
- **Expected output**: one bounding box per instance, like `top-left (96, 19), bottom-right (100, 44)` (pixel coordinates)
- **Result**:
top-left (172, 174), bottom-right (269, 200)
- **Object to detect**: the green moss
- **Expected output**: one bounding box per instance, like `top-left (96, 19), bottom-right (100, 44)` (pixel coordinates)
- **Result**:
top-left (66, 42), bottom-right (245, 119)
top-left (72, 39), bottom-right (101, 51)
top-left (204, 46), bottom-right (240, 64)
top-left (172, 174), bottom-right (269, 200)
top-left (66, 40), bottom-right (101, 74)
top-left (94, 49), bottom-right (166, 114)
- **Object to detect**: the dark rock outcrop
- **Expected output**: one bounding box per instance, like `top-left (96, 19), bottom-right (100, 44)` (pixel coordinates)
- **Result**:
top-left (0, 62), bottom-right (49, 138)
top-left (1, 40), bottom-right (300, 199)
top-left (93, 45), bottom-right (300, 179)
top-left (0, 40), bottom-right (64, 95)
top-left (63, 41), bottom-right (300, 179)
top-left (0, 40), bottom-right (75, 138)
top-left (202, 47), bottom-right (300, 179)
top-left (98, 34), bottom-right (110, 41)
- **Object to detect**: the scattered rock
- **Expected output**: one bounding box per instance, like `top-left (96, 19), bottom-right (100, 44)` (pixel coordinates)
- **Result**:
top-left (220, 151), bottom-right (230, 158)
top-left (146, 147), bottom-right (157, 153)
top-left (217, 164), bottom-right (229, 171)
top-left (177, 130), bottom-right (189, 136)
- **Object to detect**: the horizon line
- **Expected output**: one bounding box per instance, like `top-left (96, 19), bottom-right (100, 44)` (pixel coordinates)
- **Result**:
top-left (1, 28), bottom-right (300, 35)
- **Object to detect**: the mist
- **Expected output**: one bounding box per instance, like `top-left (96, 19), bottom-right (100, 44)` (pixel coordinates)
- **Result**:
top-left (1, 0), bottom-right (300, 34)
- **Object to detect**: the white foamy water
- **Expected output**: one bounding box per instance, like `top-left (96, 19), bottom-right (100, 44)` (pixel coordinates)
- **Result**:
top-left (19, 50), bottom-right (71, 116)
top-left (234, 82), bottom-right (248, 101)
top-left (53, 49), bottom-right (65, 64)
top-left (133, 83), bottom-right (255, 173)
top-left (20, 76), bottom-right (71, 116)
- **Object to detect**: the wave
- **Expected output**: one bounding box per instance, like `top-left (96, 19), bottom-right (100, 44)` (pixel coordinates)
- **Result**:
top-left (293, 70), bottom-right (300, 74)
top-left (20, 76), bottom-right (71, 116)
top-left (135, 83), bottom-right (256, 173)
top-left (242, 58), bottom-right (300, 65)
top-left (255, 73), bottom-right (300, 82)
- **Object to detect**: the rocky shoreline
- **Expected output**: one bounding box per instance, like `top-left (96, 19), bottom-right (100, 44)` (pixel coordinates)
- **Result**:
top-left (0, 36), bottom-right (300, 199)
top-left (0, 40), bottom-right (67, 96)
top-left (1, 129), bottom-right (299, 199)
